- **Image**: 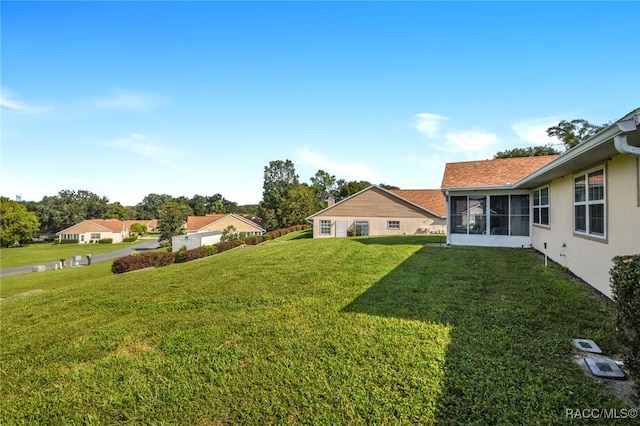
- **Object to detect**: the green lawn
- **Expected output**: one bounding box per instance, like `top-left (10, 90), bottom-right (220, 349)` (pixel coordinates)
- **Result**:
top-left (0, 239), bottom-right (149, 269)
top-left (0, 235), bottom-right (627, 424)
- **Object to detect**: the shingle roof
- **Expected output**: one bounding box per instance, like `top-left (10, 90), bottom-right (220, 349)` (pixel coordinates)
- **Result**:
top-left (389, 189), bottom-right (446, 217)
top-left (186, 214), bottom-right (227, 231)
top-left (441, 155), bottom-right (559, 189)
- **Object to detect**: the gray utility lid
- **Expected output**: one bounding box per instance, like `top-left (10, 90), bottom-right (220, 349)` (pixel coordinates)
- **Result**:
top-left (572, 339), bottom-right (603, 354)
top-left (584, 357), bottom-right (626, 379)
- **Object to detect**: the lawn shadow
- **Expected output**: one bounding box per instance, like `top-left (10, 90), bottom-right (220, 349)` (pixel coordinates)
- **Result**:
top-left (341, 245), bottom-right (624, 423)
top-left (351, 234), bottom-right (447, 247)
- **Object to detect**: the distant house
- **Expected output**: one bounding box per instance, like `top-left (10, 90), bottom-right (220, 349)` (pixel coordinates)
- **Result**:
top-left (441, 107), bottom-right (640, 298)
top-left (306, 185), bottom-right (446, 238)
top-left (185, 213), bottom-right (265, 236)
top-left (56, 219), bottom-right (128, 243)
top-left (124, 219), bottom-right (158, 232)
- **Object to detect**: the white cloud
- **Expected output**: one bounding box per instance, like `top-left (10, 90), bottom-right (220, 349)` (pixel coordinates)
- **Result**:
top-left (444, 129), bottom-right (499, 153)
top-left (511, 117), bottom-right (562, 145)
top-left (0, 88), bottom-right (52, 113)
top-left (297, 147), bottom-right (380, 182)
top-left (414, 113), bottom-right (448, 138)
top-left (106, 133), bottom-right (177, 167)
top-left (92, 89), bottom-right (166, 111)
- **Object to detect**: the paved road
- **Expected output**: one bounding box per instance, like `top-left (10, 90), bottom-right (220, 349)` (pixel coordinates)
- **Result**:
top-left (0, 239), bottom-right (161, 278)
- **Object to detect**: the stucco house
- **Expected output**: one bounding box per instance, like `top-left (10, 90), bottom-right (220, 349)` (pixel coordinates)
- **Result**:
top-left (56, 218), bottom-right (128, 243)
top-left (185, 213), bottom-right (265, 236)
top-left (441, 108), bottom-right (640, 298)
top-left (306, 185), bottom-right (446, 238)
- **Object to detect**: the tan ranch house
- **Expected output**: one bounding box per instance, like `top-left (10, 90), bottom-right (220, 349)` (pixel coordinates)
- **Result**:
top-left (185, 213), bottom-right (266, 236)
top-left (56, 218), bottom-right (129, 243)
top-left (306, 185), bottom-right (446, 238)
top-left (441, 107), bottom-right (640, 298)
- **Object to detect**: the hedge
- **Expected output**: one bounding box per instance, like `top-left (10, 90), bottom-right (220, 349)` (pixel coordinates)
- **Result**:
top-left (59, 239), bottom-right (79, 245)
top-left (111, 251), bottom-right (175, 274)
top-left (175, 246), bottom-right (212, 263)
top-left (99, 238), bottom-right (113, 244)
top-left (122, 237), bottom-right (137, 243)
top-left (610, 254), bottom-right (640, 396)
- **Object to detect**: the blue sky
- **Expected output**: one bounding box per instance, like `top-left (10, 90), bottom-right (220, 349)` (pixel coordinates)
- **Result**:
top-left (2, 1), bottom-right (639, 206)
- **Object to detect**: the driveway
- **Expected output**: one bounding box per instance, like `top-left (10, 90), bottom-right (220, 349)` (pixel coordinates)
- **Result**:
top-left (0, 239), bottom-right (161, 278)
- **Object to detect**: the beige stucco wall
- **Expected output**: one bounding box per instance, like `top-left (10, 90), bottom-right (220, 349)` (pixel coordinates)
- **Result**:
top-left (531, 155), bottom-right (640, 298)
top-left (192, 216), bottom-right (263, 234)
top-left (312, 216), bottom-right (446, 238)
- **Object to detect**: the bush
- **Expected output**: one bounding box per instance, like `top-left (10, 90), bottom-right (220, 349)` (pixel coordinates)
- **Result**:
top-left (99, 238), bottom-right (113, 244)
top-left (175, 247), bottom-right (211, 263)
top-left (111, 252), bottom-right (175, 274)
top-left (123, 237), bottom-right (137, 243)
top-left (610, 254), bottom-right (640, 396)
top-left (60, 239), bottom-right (79, 245)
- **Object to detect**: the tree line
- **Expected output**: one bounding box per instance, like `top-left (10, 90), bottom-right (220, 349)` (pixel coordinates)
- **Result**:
top-left (0, 118), bottom-right (609, 247)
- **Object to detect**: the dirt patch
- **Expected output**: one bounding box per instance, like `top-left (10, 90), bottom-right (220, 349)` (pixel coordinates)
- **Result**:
top-left (0, 289), bottom-right (43, 301)
top-left (571, 351), bottom-right (638, 409)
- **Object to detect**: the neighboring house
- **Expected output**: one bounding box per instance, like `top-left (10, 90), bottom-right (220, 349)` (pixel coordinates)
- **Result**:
top-left (441, 107), bottom-right (640, 298)
top-left (171, 231), bottom-right (222, 252)
top-left (124, 219), bottom-right (158, 232)
top-left (185, 214), bottom-right (266, 236)
top-left (306, 185), bottom-right (446, 238)
top-left (56, 218), bottom-right (128, 244)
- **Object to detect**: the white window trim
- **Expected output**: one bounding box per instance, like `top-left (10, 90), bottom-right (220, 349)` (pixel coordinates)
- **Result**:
top-left (387, 220), bottom-right (400, 230)
top-left (573, 166), bottom-right (606, 240)
top-left (319, 220), bottom-right (332, 235)
top-left (533, 186), bottom-right (550, 227)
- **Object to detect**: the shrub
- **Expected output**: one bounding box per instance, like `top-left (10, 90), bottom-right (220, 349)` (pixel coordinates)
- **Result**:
top-left (123, 237), bottom-right (137, 243)
top-left (111, 251), bottom-right (175, 274)
top-left (347, 229), bottom-right (356, 237)
top-left (244, 236), bottom-right (257, 246)
top-left (263, 234), bottom-right (272, 241)
top-left (175, 247), bottom-right (211, 263)
top-left (610, 254), bottom-right (640, 396)
top-left (99, 238), bottom-right (113, 244)
top-left (60, 239), bottom-right (79, 245)
top-left (207, 246), bottom-right (218, 256)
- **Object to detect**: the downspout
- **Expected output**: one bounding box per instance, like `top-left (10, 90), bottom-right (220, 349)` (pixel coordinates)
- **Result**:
top-left (614, 115), bottom-right (640, 156)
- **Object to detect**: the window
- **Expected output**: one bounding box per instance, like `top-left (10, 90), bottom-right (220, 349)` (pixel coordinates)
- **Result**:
top-left (574, 167), bottom-right (605, 237)
top-left (388, 220), bottom-right (400, 230)
top-left (319, 220), bottom-right (331, 235)
top-left (91, 233), bottom-right (101, 240)
top-left (450, 194), bottom-right (529, 236)
top-left (355, 220), bottom-right (369, 236)
top-left (533, 187), bottom-right (549, 226)
top-left (510, 195), bottom-right (530, 236)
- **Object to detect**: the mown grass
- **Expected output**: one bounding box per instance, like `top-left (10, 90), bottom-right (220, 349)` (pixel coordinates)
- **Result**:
top-left (0, 235), bottom-right (626, 424)
top-left (0, 240), bottom-right (148, 269)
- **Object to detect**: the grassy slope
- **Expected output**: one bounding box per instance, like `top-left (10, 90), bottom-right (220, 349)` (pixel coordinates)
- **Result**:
top-left (0, 236), bottom-right (625, 425)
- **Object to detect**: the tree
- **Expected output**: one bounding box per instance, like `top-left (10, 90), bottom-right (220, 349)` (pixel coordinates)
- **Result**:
top-left (129, 223), bottom-right (147, 237)
top-left (493, 145), bottom-right (561, 159)
top-left (106, 202), bottom-right (131, 220)
top-left (157, 201), bottom-right (192, 242)
top-left (136, 194), bottom-right (175, 220)
top-left (280, 184), bottom-right (322, 227)
top-left (36, 189), bottom-right (110, 233)
top-left (336, 180), bottom-right (371, 201)
top-left (546, 119), bottom-right (607, 150)
top-left (0, 197), bottom-right (40, 247)
top-left (258, 159), bottom-right (299, 230)
top-left (220, 225), bottom-right (238, 242)
top-left (310, 170), bottom-right (338, 205)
